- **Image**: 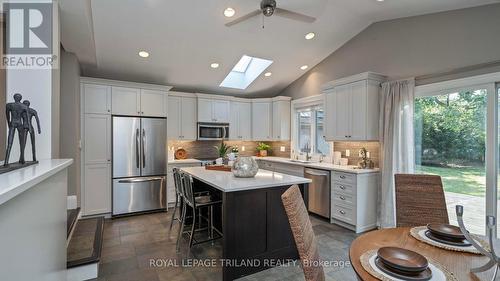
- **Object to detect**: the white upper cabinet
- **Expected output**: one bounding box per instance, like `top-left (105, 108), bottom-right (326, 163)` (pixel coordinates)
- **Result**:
top-left (168, 93), bottom-right (197, 140)
top-left (252, 100), bottom-right (273, 141)
top-left (83, 84), bottom-right (111, 114)
top-left (140, 89), bottom-right (167, 117)
top-left (272, 98), bottom-right (291, 141)
top-left (197, 97), bottom-right (230, 123)
top-left (112, 86), bottom-right (167, 117)
top-left (111, 86), bottom-right (141, 116)
top-left (323, 72), bottom-right (386, 141)
top-left (230, 101), bottom-right (252, 140)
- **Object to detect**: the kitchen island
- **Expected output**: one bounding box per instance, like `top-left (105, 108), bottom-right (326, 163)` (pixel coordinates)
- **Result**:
top-left (180, 166), bottom-right (311, 281)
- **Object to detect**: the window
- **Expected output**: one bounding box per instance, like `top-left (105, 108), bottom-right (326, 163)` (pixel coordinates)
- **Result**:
top-left (415, 88), bottom-right (488, 234)
top-left (296, 107), bottom-right (330, 155)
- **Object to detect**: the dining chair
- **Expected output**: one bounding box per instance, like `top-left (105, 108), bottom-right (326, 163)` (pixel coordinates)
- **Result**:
top-left (394, 174), bottom-right (449, 227)
top-left (281, 185), bottom-right (325, 281)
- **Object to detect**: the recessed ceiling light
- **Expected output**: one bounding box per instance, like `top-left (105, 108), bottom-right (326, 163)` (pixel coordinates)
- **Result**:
top-left (300, 65), bottom-right (308, 70)
top-left (210, 63), bottom-right (220, 69)
top-left (264, 72), bottom-right (272, 77)
top-left (138, 51), bottom-right (149, 58)
top-left (224, 7), bottom-right (236, 17)
top-left (305, 32), bottom-right (315, 40)
top-left (376, 0), bottom-right (384, 2)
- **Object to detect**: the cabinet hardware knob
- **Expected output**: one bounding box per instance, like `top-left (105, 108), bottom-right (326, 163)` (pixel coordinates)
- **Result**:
top-left (339, 210), bottom-right (346, 215)
top-left (142, 112), bottom-right (144, 114)
top-left (107, 159), bottom-right (111, 162)
top-left (340, 196), bottom-right (346, 200)
top-left (340, 175), bottom-right (346, 179)
top-left (339, 185), bottom-right (346, 189)
top-left (107, 109), bottom-right (110, 112)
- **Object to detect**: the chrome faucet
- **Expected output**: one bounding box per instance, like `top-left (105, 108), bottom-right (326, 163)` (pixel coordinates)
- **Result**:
top-left (303, 142), bottom-right (312, 161)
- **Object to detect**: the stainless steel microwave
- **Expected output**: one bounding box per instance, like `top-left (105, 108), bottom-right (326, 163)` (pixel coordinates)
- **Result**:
top-left (197, 123), bottom-right (229, 140)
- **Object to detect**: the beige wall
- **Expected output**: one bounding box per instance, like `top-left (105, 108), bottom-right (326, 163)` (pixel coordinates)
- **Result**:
top-left (280, 4), bottom-right (500, 99)
top-left (60, 49), bottom-right (81, 201)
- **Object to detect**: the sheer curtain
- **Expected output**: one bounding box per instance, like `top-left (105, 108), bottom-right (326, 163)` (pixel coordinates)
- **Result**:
top-left (379, 79), bottom-right (415, 228)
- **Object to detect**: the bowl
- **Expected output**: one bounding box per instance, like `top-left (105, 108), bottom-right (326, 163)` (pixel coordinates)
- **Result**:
top-left (427, 224), bottom-right (465, 240)
top-left (377, 247), bottom-right (429, 274)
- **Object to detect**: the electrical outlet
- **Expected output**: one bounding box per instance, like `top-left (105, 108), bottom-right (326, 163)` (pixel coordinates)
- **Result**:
top-left (280, 146), bottom-right (286, 152)
top-left (241, 146), bottom-right (246, 152)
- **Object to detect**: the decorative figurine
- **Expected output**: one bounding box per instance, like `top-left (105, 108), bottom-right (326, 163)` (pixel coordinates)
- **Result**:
top-left (21, 100), bottom-right (41, 162)
top-left (4, 93), bottom-right (28, 166)
top-left (456, 205), bottom-right (499, 280)
top-left (358, 147), bottom-right (374, 169)
top-left (1, 93), bottom-right (41, 174)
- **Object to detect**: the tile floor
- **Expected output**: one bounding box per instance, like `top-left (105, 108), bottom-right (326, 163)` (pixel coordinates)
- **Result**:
top-left (91, 211), bottom-right (358, 281)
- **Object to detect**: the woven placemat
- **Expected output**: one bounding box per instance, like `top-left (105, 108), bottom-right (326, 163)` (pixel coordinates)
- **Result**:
top-left (410, 226), bottom-right (490, 254)
top-left (360, 249), bottom-right (457, 281)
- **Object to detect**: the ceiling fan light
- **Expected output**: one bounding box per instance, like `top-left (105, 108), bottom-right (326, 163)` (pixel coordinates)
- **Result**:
top-left (224, 7), bottom-right (236, 18)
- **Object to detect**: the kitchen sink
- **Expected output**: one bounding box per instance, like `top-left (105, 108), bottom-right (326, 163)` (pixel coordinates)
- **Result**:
top-left (288, 159), bottom-right (313, 164)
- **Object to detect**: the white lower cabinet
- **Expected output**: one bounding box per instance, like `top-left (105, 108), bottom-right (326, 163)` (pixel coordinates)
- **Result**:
top-left (166, 162), bottom-right (202, 206)
top-left (83, 163), bottom-right (111, 215)
top-left (330, 171), bottom-right (379, 233)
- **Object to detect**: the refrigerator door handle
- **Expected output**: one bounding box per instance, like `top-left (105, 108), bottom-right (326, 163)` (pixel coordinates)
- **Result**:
top-left (118, 177), bottom-right (164, 183)
top-left (135, 128), bottom-right (140, 168)
top-left (142, 128), bottom-right (146, 168)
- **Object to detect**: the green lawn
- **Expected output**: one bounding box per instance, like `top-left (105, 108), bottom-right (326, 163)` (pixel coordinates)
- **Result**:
top-left (416, 165), bottom-right (486, 197)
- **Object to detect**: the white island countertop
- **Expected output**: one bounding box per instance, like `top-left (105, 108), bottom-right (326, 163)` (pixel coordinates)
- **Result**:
top-left (181, 166), bottom-right (311, 192)
top-left (0, 159), bottom-right (73, 206)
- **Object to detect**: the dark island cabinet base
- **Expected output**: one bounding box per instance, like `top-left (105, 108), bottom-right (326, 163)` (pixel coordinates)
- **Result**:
top-left (221, 184), bottom-right (307, 281)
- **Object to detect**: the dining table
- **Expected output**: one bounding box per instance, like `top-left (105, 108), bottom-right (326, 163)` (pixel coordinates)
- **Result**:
top-left (349, 227), bottom-right (498, 281)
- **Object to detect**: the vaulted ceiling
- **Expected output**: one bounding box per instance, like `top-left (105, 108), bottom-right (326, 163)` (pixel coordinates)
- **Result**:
top-left (59, 0), bottom-right (499, 97)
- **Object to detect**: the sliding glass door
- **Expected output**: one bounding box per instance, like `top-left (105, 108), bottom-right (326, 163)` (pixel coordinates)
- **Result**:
top-left (415, 89), bottom-right (488, 234)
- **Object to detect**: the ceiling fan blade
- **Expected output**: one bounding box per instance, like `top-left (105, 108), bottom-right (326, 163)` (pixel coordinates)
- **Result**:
top-left (274, 8), bottom-right (316, 23)
top-left (225, 10), bottom-right (262, 27)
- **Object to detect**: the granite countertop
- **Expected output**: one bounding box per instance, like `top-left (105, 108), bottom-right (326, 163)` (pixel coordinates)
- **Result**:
top-left (255, 157), bottom-right (380, 174)
top-left (180, 166), bottom-right (311, 192)
top-left (0, 159), bottom-right (73, 206)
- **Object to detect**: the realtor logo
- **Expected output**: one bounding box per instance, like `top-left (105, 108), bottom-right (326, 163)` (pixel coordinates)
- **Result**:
top-left (4, 2), bottom-right (52, 54)
top-left (2, 2), bottom-right (56, 69)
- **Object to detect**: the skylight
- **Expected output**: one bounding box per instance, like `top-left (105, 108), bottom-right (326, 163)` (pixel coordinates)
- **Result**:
top-left (220, 55), bottom-right (273, 90)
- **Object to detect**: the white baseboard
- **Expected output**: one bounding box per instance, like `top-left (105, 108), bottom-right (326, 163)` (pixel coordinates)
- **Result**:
top-left (67, 196), bottom-right (77, 210)
top-left (67, 263), bottom-right (98, 281)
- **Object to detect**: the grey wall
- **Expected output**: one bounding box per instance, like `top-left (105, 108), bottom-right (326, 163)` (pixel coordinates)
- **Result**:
top-left (0, 23), bottom-right (5, 162)
top-left (280, 4), bottom-right (500, 99)
top-left (60, 49), bottom-right (81, 201)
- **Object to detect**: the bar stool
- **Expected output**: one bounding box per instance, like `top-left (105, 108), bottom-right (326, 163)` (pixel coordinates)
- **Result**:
top-left (169, 167), bottom-right (209, 231)
top-left (176, 172), bottom-right (222, 252)
top-left (169, 167), bottom-right (183, 230)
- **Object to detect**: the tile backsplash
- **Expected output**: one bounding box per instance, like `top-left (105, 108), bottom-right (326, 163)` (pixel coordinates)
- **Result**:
top-left (168, 140), bottom-right (291, 159)
top-left (333, 142), bottom-right (380, 167)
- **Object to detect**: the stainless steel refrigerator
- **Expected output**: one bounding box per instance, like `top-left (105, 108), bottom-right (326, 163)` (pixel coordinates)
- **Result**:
top-left (112, 116), bottom-right (167, 216)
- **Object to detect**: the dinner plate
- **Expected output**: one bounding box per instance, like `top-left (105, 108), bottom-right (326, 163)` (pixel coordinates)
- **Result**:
top-left (377, 247), bottom-right (429, 273)
top-left (424, 230), bottom-right (472, 247)
top-left (375, 257), bottom-right (433, 281)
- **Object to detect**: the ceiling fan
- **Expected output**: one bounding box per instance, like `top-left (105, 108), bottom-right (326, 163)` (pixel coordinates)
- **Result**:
top-left (225, 0), bottom-right (316, 27)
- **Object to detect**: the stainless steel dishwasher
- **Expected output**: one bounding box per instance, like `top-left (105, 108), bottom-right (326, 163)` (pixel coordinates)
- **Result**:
top-left (304, 168), bottom-right (330, 218)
